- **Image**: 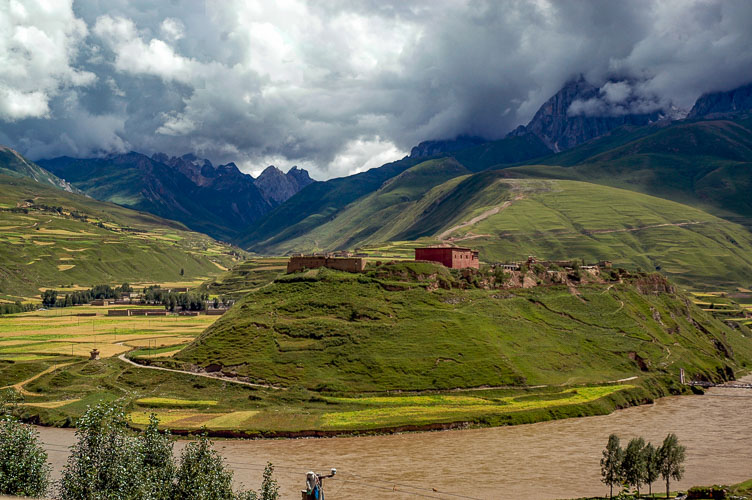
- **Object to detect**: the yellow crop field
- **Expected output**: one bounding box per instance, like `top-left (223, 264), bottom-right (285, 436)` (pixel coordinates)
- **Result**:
top-left (204, 411), bottom-right (260, 428)
top-left (135, 397), bottom-right (218, 407)
top-left (321, 385), bottom-right (633, 428)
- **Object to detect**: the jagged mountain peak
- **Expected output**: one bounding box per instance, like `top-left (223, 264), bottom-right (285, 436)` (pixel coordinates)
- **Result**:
top-left (687, 82), bottom-right (752, 119)
top-left (513, 76), bottom-right (666, 152)
top-left (254, 164), bottom-right (315, 205)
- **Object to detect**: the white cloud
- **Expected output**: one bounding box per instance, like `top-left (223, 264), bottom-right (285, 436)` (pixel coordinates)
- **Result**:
top-left (2, 0), bottom-right (752, 179)
top-left (93, 15), bottom-right (199, 84)
top-left (0, 0), bottom-right (94, 121)
top-left (160, 18), bottom-right (184, 41)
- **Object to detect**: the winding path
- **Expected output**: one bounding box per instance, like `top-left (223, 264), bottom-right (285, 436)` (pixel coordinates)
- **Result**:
top-left (116, 352), bottom-right (286, 390)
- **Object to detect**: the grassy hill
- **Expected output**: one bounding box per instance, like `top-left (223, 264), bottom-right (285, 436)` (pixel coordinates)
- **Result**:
top-left (174, 263), bottom-right (751, 393)
top-left (508, 118), bottom-right (752, 227)
top-left (197, 257), bottom-right (287, 299)
top-left (8, 263), bottom-right (752, 434)
top-left (248, 165), bottom-right (752, 289)
top-left (0, 174), bottom-right (243, 300)
top-left (0, 146), bottom-right (79, 193)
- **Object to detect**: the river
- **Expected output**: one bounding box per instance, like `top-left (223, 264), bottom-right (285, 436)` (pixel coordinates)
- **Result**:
top-left (37, 376), bottom-right (752, 499)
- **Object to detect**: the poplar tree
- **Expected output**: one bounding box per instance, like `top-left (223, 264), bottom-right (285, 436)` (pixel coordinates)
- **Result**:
top-left (642, 442), bottom-right (660, 497)
top-left (600, 434), bottom-right (623, 498)
top-left (622, 437), bottom-right (647, 497)
top-left (658, 433), bottom-right (686, 499)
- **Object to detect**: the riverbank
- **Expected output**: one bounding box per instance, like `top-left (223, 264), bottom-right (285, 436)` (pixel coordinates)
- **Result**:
top-left (35, 375), bottom-right (752, 499)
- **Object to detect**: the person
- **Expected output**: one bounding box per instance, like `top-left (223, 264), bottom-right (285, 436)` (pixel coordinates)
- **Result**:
top-left (305, 469), bottom-right (336, 499)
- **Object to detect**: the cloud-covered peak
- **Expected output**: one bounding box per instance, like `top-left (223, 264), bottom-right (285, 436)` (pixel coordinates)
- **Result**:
top-left (1, 0), bottom-right (751, 179)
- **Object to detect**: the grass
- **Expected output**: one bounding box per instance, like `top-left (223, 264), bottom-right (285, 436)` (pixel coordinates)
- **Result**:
top-left (320, 385), bottom-right (632, 429)
top-left (197, 257), bottom-right (288, 298)
top-left (0, 173), bottom-right (245, 300)
top-left (173, 264), bottom-right (752, 394)
top-left (135, 397), bottom-right (217, 407)
top-left (5, 263), bottom-right (752, 435)
top-left (244, 165), bottom-right (752, 290)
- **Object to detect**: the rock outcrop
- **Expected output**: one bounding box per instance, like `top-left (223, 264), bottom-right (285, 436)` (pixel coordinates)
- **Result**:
top-left (510, 76), bottom-right (666, 152)
top-left (253, 165), bottom-right (314, 205)
top-left (687, 82), bottom-right (752, 119)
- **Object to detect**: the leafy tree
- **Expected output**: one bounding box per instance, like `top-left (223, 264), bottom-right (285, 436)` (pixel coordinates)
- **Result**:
top-left (600, 434), bottom-right (623, 498)
top-left (121, 282), bottom-right (132, 293)
top-left (180, 268), bottom-right (185, 276)
top-left (141, 414), bottom-right (175, 500)
top-left (0, 402), bottom-right (50, 498)
top-left (658, 433), bottom-right (686, 499)
top-left (173, 434), bottom-right (235, 500)
top-left (622, 437), bottom-right (647, 497)
top-left (642, 442), bottom-right (660, 497)
top-left (259, 462), bottom-right (279, 500)
top-left (59, 403), bottom-right (145, 499)
top-left (41, 289), bottom-right (57, 307)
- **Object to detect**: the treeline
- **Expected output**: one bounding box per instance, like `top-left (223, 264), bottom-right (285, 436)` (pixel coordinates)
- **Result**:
top-left (601, 433), bottom-right (686, 498)
top-left (41, 283), bottom-right (133, 307)
top-left (142, 286), bottom-right (233, 311)
top-left (0, 301), bottom-right (36, 316)
top-left (0, 399), bottom-right (278, 499)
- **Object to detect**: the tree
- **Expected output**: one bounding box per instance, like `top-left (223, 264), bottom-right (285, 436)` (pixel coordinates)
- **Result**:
top-left (658, 433), bottom-right (686, 499)
top-left (122, 282), bottom-right (132, 293)
top-left (180, 268), bottom-right (185, 276)
top-left (59, 403), bottom-right (146, 499)
top-left (173, 434), bottom-right (235, 500)
top-left (259, 462), bottom-right (280, 500)
top-left (643, 442), bottom-right (660, 497)
top-left (600, 434), bottom-right (623, 498)
top-left (141, 414), bottom-right (175, 500)
top-left (41, 289), bottom-right (57, 307)
top-left (0, 410), bottom-right (50, 497)
top-left (622, 437), bottom-right (647, 497)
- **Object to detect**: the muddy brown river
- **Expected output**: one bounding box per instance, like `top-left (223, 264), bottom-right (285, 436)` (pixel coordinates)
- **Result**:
top-left (37, 377), bottom-right (752, 499)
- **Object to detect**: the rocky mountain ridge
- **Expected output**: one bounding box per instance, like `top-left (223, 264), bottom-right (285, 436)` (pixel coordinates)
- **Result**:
top-left (509, 76), bottom-right (667, 152)
top-left (687, 82), bottom-right (752, 119)
top-left (39, 152), bottom-right (315, 242)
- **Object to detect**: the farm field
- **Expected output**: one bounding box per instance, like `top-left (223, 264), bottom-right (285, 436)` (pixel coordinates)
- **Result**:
top-left (0, 174), bottom-right (244, 301)
top-left (0, 304), bottom-right (218, 363)
top-left (0, 293), bottom-right (670, 435)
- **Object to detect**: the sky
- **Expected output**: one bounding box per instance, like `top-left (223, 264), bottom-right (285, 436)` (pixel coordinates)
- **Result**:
top-left (1, 0), bottom-right (752, 180)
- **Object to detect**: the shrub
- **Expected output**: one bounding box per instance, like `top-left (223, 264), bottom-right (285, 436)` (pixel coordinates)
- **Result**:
top-left (58, 403), bottom-right (146, 499)
top-left (0, 415), bottom-right (50, 497)
top-left (173, 434), bottom-right (235, 500)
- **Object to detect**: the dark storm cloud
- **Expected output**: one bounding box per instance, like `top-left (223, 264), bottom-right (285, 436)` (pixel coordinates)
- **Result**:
top-left (1, 0), bottom-right (752, 179)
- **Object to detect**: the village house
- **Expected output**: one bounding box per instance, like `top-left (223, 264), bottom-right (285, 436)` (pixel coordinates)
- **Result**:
top-left (414, 247), bottom-right (480, 269)
top-left (287, 254), bottom-right (367, 273)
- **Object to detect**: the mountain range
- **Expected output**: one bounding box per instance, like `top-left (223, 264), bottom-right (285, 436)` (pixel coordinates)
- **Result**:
top-left (4, 77), bottom-right (752, 289)
top-left (38, 152), bottom-right (313, 242)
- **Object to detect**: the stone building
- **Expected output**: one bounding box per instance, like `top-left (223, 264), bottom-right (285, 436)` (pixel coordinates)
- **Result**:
top-left (287, 255), bottom-right (367, 273)
top-left (414, 247), bottom-right (480, 269)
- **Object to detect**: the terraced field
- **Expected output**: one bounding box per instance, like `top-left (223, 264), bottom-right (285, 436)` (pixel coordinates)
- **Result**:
top-left (0, 174), bottom-right (244, 300)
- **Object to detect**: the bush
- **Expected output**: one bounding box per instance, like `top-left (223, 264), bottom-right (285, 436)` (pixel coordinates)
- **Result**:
top-left (0, 415), bottom-right (50, 497)
top-left (59, 403), bottom-right (146, 499)
top-left (173, 434), bottom-right (235, 500)
top-left (687, 485), bottom-right (727, 499)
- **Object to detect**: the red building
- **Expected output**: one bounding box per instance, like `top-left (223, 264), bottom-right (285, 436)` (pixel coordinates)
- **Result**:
top-left (414, 247), bottom-right (479, 269)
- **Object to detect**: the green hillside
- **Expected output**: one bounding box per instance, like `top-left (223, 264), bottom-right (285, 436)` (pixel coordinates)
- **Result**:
top-left (239, 156), bottom-right (426, 249)
top-left (249, 165), bottom-right (752, 289)
top-left (508, 119), bottom-right (752, 227)
top-left (0, 146), bottom-right (79, 193)
top-left (0, 174), bottom-right (243, 299)
top-left (197, 257), bottom-right (287, 298)
top-left (174, 264), bottom-right (751, 394)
